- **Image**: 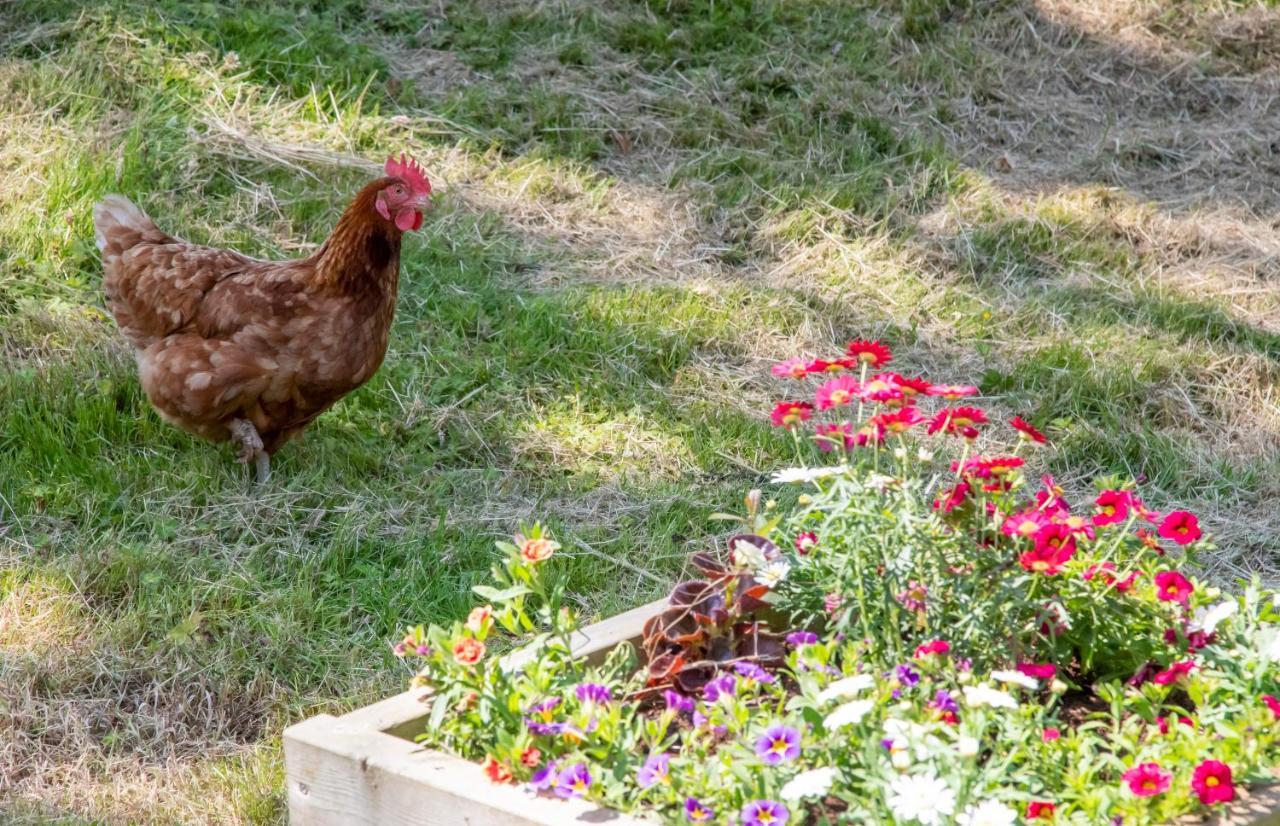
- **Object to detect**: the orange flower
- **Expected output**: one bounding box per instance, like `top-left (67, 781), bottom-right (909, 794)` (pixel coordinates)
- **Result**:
top-left (453, 637), bottom-right (486, 665)
top-left (482, 755), bottom-right (513, 784)
top-left (466, 605), bottom-right (493, 634)
top-left (520, 537), bottom-right (557, 564)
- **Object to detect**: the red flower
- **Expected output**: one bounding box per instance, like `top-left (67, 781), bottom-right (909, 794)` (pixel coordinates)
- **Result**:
top-left (770, 400), bottom-right (814, 429)
top-left (1154, 570), bottom-right (1193, 605)
top-left (1041, 727), bottom-right (1060, 742)
top-left (1017, 662), bottom-right (1056, 680)
top-left (896, 376), bottom-right (932, 397)
top-left (1010, 416), bottom-right (1048, 444)
top-left (913, 639), bottom-right (951, 658)
top-left (933, 481), bottom-right (971, 514)
top-left (806, 358), bottom-right (850, 374)
top-left (846, 339), bottom-right (892, 366)
top-left (1122, 762), bottom-right (1171, 797)
top-left (815, 376), bottom-right (860, 409)
top-left (1158, 511), bottom-right (1202, 545)
top-left (1083, 561), bottom-right (1116, 584)
top-left (1155, 715), bottom-right (1195, 735)
top-left (1152, 660), bottom-right (1195, 686)
top-left (1035, 523), bottom-right (1076, 556)
top-left (1191, 760), bottom-right (1235, 805)
top-left (927, 406), bottom-right (988, 437)
top-left (1115, 571), bottom-right (1141, 592)
top-left (1136, 528), bottom-right (1165, 555)
top-left (1262, 695), bottom-right (1280, 718)
top-left (482, 755), bottom-right (513, 784)
top-left (453, 637), bottom-right (486, 665)
top-left (1019, 542), bottom-right (1074, 575)
top-left (520, 747), bottom-right (542, 768)
top-left (872, 406), bottom-right (924, 434)
top-left (794, 532), bottom-right (818, 554)
top-left (1003, 508), bottom-right (1049, 540)
top-left (1092, 490), bottom-right (1132, 527)
top-left (771, 358), bottom-right (810, 380)
top-left (814, 422), bottom-right (882, 451)
top-left (927, 384), bottom-right (979, 400)
top-left (1026, 801), bottom-right (1056, 820)
top-left (859, 374), bottom-right (904, 404)
top-left (1035, 476), bottom-right (1070, 515)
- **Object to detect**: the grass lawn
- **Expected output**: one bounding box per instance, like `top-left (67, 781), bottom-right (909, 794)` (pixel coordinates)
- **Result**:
top-left (3, 0), bottom-right (1279, 822)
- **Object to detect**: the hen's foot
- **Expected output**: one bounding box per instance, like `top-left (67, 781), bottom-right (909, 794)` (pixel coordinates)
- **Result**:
top-left (228, 418), bottom-right (270, 483)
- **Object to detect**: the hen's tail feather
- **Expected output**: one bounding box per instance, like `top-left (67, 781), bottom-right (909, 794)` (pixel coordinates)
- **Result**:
top-left (93, 195), bottom-right (163, 264)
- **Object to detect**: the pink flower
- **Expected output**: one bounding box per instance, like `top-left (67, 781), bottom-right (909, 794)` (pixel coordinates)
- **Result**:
top-left (914, 639), bottom-right (951, 659)
top-left (1191, 760), bottom-right (1235, 805)
top-left (1122, 762), bottom-right (1171, 797)
top-left (1155, 715), bottom-right (1194, 735)
top-left (858, 374), bottom-right (904, 404)
top-left (771, 358), bottom-right (810, 380)
top-left (815, 376), bottom-right (860, 409)
top-left (814, 422), bottom-right (883, 451)
top-left (1017, 662), bottom-right (1056, 680)
top-left (1154, 570), bottom-right (1193, 605)
top-left (1264, 695), bottom-right (1280, 718)
top-left (933, 481), bottom-right (971, 514)
top-left (1159, 511), bottom-right (1202, 545)
top-left (771, 401), bottom-right (814, 429)
top-left (823, 593), bottom-right (844, 614)
top-left (1026, 801), bottom-right (1056, 820)
top-left (794, 532), bottom-right (818, 554)
top-left (1041, 727), bottom-right (1060, 742)
top-left (927, 384), bottom-right (979, 400)
top-left (871, 406), bottom-right (923, 434)
top-left (1003, 508), bottom-right (1049, 539)
top-left (1092, 490), bottom-right (1131, 526)
top-left (1152, 660), bottom-right (1195, 686)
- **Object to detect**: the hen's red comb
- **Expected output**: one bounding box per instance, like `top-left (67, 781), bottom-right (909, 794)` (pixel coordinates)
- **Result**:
top-left (385, 153), bottom-right (431, 197)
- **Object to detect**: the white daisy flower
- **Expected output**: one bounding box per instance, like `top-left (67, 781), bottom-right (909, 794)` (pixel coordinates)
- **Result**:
top-left (824, 699), bottom-right (874, 729)
top-left (956, 800), bottom-right (1017, 826)
top-left (885, 773), bottom-right (956, 826)
top-left (817, 674), bottom-right (875, 703)
top-left (756, 560), bottom-right (791, 588)
top-left (770, 465), bottom-right (849, 485)
top-left (962, 685), bottom-right (1018, 709)
top-left (990, 670), bottom-right (1039, 690)
top-left (731, 538), bottom-right (768, 569)
top-left (780, 767), bottom-right (838, 801)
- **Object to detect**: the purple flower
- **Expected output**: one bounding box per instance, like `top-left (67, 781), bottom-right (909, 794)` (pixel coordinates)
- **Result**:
top-left (754, 724), bottom-right (802, 765)
top-left (880, 738), bottom-right (895, 751)
top-left (664, 689), bottom-right (695, 714)
top-left (684, 797), bottom-right (714, 822)
top-left (734, 661), bottom-right (775, 684)
top-left (554, 763), bottom-right (592, 799)
top-left (929, 689), bottom-right (959, 715)
top-left (525, 720), bottom-right (565, 736)
top-left (414, 643), bottom-right (431, 656)
top-left (742, 799), bottom-right (790, 826)
top-left (636, 752), bottom-right (670, 788)
top-left (575, 683), bottom-right (612, 705)
top-left (703, 673), bottom-right (737, 702)
top-left (530, 762), bottom-right (559, 792)
top-left (524, 698), bottom-right (563, 735)
top-left (786, 631), bottom-right (818, 646)
top-left (892, 664), bottom-right (920, 687)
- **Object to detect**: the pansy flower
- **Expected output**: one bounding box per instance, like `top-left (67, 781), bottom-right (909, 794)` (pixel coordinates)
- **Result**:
top-left (846, 339), bottom-right (892, 366)
top-left (770, 401), bottom-right (814, 429)
top-left (636, 752), bottom-right (670, 788)
top-left (684, 798), bottom-right (714, 823)
top-left (1158, 511), bottom-right (1202, 545)
top-left (1154, 570), bottom-right (1193, 604)
top-left (771, 358), bottom-right (810, 380)
top-left (755, 725), bottom-right (802, 765)
top-left (554, 764), bottom-right (592, 799)
top-left (1010, 415), bottom-right (1048, 444)
top-left (815, 376), bottom-right (861, 409)
top-left (742, 799), bottom-right (790, 826)
top-left (1122, 762), bottom-right (1171, 797)
top-left (1191, 760), bottom-right (1235, 805)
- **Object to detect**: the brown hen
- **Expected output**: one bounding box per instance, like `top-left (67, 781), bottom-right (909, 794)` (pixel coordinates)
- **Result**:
top-left (94, 154), bottom-right (432, 482)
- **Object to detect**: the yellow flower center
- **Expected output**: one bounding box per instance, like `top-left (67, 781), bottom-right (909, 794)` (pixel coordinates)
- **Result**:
top-left (830, 390), bottom-right (851, 405)
top-left (1206, 777), bottom-right (1220, 787)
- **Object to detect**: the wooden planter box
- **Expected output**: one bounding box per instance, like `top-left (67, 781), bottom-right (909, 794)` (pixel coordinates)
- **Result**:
top-left (284, 600), bottom-right (1280, 826)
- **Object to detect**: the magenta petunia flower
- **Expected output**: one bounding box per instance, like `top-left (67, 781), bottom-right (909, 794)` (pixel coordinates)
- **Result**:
top-left (1122, 762), bottom-right (1171, 797)
top-left (754, 725), bottom-right (802, 765)
top-left (1158, 511), bottom-right (1202, 545)
top-left (1017, 662), bottom-right (1056, 680)
top-left (636, 752), bottom-right (670, 788)
top-left (913, 639), bottom-right (950, 658)
top-left (1264, 695), bottom-right (1280, 718)
top-left (1093, 490), bottom-right (1132, 526)
top-left (575, 683), bottom-right (612, 705)
top-left (1154, 570), bottom-right (1193, 604)
top-left (1152, 660), bottom-right (1195, 686)
top-left (1192, 760), bottom-right (1235, 804)
top-left (554, 764), bottom-right (592, 799)
top-left (742, 799), bottom-right (790, 826)
top-left (684, 797), bottom-right (714, 823)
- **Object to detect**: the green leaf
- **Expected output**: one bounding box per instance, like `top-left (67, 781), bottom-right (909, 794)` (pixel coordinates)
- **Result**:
top-left (472, 584), bottom-right (532, 602)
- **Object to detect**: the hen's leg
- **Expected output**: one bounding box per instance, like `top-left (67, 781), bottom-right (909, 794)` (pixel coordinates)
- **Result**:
top-left (228, 418), bottom-right (270, 483)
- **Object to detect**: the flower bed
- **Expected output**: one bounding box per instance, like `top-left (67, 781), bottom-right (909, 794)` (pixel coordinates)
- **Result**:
top-left (288, 340), bottom-right (1280, 826)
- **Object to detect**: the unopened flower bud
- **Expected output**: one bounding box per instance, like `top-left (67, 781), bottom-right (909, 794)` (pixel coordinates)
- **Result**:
top-left (958, 670), bottom-right (973, 685)
top-left (957, 736), bottom-right (979, 757)
top-left (745, 489), bottom-right (762, 514)
top-left (1050, 679), bottom-right (1068, 695)
top-left (797, 494), bottom-right (812, 505)
top-left (891, 750), bottom-right (911, 771)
